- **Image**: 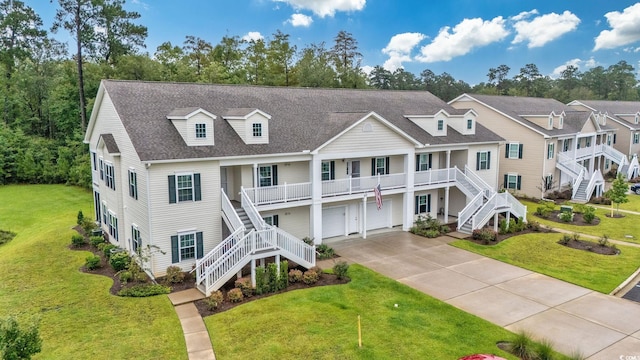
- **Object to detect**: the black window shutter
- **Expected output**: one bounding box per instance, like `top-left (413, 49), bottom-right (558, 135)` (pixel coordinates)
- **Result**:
top-left (171, 235), bottom-right (179, 263)
top-left (194, 173), bottom-right (201, 201)
top-left (476, 152), bottom-right (480, 170)
top-left (128, 170), bottom-right (133, 197)
top-left (487, 152), bottom-right (491, 169)
top-left (415, 196), bottom-right (419, 214)
top-left (134, 172), bottom-right (138, 200)
top-left (371, 158), bottom-right (375, 176)
top-left (427, 194), bottom-right (431, 212)
top-left (415, 155), bottom-right (420, 171)
top-left (517, 176), bottom-right (522, 190)
top-left (137, 231), bottom-right (142, 250)
top-left (330, 161), bottom-right (335, 180)
top-left (504, 174), bottom-right (508, 188)
top-left (272, 165), bottom-right (278, 185)
top-left (613, 134), bottom-right (617, 144)
top-left (273, 215), bottom-right (279, 227)
top-left (428, 154), bottom-right (432, 169)
top-left (505, 144), bottom-right (509, 158)
top-left (518, 144), bottom-right (523, 159)
top-left (196, 232), bottom-right (204, 259)
top-left (168, 175), bottom-right (176, 204)
top-left (385, 157), bottom-right (390, 174)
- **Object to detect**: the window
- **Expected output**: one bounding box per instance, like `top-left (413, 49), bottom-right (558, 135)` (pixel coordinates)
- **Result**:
top-left (93, 191), bottom-right (101, 222)
top-left (467, 119), bottom-right (473, 130)
top-left (635, 133), bottom-right (640, 144)
top-left (476, 151), bottom-right (490, 170)
top-left (258, 165), bottom-right (278, 187)
top-left (506, 143), bottom-right (523, 159)
top-left (547, 143), bottom-right (554, 159)
top-left (437, 119), bottom-right (444, 131)
top-left (91, 152), bottom-right (97, 171)
top-left (636, 115), bottom-right (639, 124)
top-left (99, 158), bottom-right (104, 180)
top-left (101, 202), bottom-right (107, 225)
top-left (416, 154), bottom-right (432, 171)
top-left (104, 162), bottom-right (115, 190)
top-left (607, 134), bottom-right (612, 146)
top-left (504, 174), bottom-right (522, 190)
top-left (563, 139), bottom-right (570, 152)
top-left (252, 123), bottom-right (262, 137)
top-left (195, 123), bottom-right (207, 138)
top-left (544, 175), bottom-right (553, 191)
top-left (168, 174), bottom-right (201, 203)
top-left (371, 157), bottom-right (389, 175)
top-left (605, 159), bottom-right (610, 169)
top-left (108, 211), bottom-right (118, 241)
top-left (548, 116), bottom-right (553, 127)
top-left (321, 161), bottom-right (335, 181)
top-left (559, 116), bottom-right (563, 127)
top-left (613, 134), bottom-right (617, 144)
top-left (585, 138), bottom-right (591, 147)
top-left (128, 169), bottom-right (137, 199)
top-left (414, 194), bottom-right (431, 214)
top-left (263, 215), bottom-right (279, 227)
top-left (170, 232), bottom-right (203, 263)
top-left (131, 225), bottom-right (141, 254)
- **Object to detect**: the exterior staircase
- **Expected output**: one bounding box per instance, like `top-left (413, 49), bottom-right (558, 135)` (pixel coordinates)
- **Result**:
top-left (572, 179), bottom-right (590, 203)
top-left (235, 207), bottom-right (254, 234)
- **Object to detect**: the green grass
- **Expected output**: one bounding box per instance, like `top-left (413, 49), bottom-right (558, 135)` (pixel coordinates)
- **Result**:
top-left (451, 232), bottom-right (640, 293)
top-left (596, 190), bottom-right (640, 212)
top-left (206, 265), bottom-right (538, 360)
top-left (0, 185), bottom-right (186, 359)
top-left (522, 199), bottom-right (640, 244)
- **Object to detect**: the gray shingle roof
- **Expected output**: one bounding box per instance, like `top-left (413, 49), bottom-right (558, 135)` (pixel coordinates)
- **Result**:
top-left (166, 107), bottom-right (201, 118)
top-left (100, 133), bottom-right (120, 154)
top-left (573, 100), bottom-right (640, 130)
top-left (100, 80), bottom-right (504, 162)
top-left (466, 94), bottom-right (614, 136)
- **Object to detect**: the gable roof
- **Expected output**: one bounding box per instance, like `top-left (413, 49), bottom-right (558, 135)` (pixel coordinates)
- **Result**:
top-left (99, 133), bottom-right (120, 154)
top-left (93, 80), bottom-right (503, 162)
top-left (454, 94), bottom-right (613, 137)
top-left (569, 100), bottom-right (640, 131)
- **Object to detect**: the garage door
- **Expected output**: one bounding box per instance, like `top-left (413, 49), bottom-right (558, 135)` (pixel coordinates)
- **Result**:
top-left (323, 206), bottom-right (346, 238)
top-left (366, 200), bottom-right (390, 231)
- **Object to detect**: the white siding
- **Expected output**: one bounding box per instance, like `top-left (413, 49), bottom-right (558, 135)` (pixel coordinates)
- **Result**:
top-left (466, 144), bottom-right (500, 189)
top-left (320, 117), bottom-right (414, 154)
top-left (245, 113), bottom-right (269, 144)
top-left (185, 113), bottom-right (214, 146)
top-left (261, 206), bottom-right (310, 239)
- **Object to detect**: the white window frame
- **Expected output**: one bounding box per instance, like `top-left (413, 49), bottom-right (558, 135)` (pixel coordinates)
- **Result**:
top-left (195, 123), bottom-right (207, 138)
top-left (585, 138), bottom-right (591, 147)
top-left (91, 152), bottom-right (97, 171)
top-left (547, 143), bottom-right (554, 159)
top-left (466, 119), bottom-right (472, 130)
top-left (102, 201), bottom-right (108, 225)
top-left (321, 161), bottom-right (332, 181)
top-left (634, 133), bottom-right (640, 144)
top-left (252, 123), bottom-right (262, 137)
top-left (437, 119), bottom-right (444, 131)
top-left (507, 143), bottom-right (519, 159)
top-left (562, 139), bottom-right (570, 152)
top-left (478, 151), bottom-right (489, 170)
top-left (131, 225), bottom-right (141, 254)
top-left (99, 157), bottom-right (104, 180)
top-left (506, 174), bottom-right (519, 190)
top-left (374, 157), bottom-right (386, 175)
top-left (104, 161), bottom-right (115, 190)
top-left (108, 210), bottom-right (118, 241)
top-left (178, 232), bottom-right (196, 261)
top-left (259, 165), bottom-right (274, 187)
top-left (128, 168), bottom-right (137, 199)
top-left (548, 116), bottom-right (553, 127)
top-left (416, 194), bottom-right (428, 214)
top-left (176, 173), bottom-right (194, 202)
top-left (607, 134), bottom-right (612, 146)
top-left (559, 116), bottom-right (563, 127)
top-left (263, 215), bottom-right (278, 227)
top-left (417, 154), bottom-right (430, 171)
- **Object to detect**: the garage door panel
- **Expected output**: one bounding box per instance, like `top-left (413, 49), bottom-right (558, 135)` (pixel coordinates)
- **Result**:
top-left (323, 206), bottom-right (346, 238)
top-left (366, 200), bottom-right (390, 231)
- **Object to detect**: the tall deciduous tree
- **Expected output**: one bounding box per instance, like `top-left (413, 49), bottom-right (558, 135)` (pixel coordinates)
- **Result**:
top-left (244, 37), bottom-right (267, 85)
top-left (606, 173), bottom-right (629, 217)
top-left (182, 35), bottom-right (212, 78)
top-left (212, 35), bottom-right (244, 83)
top-left (295, 42), bottom-right (336, 88)
top-left (266, 30), bottom-right (296, 86)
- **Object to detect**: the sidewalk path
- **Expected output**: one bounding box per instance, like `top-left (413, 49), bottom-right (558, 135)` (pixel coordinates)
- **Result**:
top-left (168, 289), bottom-right (216, 360)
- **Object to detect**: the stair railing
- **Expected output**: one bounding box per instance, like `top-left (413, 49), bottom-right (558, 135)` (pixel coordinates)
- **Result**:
top-left (221, 188), bottom-right (244, 232)
top-left (464, 165), bottom-right (493, 198)
top-left (457, 191), bottom-right (484, 231)
top-left (584, 169), bottom-right (602, 201)
top-left (194, 227), bottom-right (244, 282)
top-left (241, 187), bottom-right (267, 230)
top-left (572, 168), bottom-right (585, 200)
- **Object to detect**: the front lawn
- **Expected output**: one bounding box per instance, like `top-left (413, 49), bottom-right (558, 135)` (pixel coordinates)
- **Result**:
top-left (521, 199), bottom-right (640, 244)
top-left (206, 265), bottom-right (526, 360)
top-left (452, 232), bottom-right (640, 293)
top-left (0, 185), bottom-right (186, 359)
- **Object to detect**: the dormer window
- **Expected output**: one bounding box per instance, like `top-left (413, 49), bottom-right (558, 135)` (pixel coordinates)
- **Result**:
top-left (253, 123), bottom-right (262, 137)
top-left (437, 119), bottom-right (444, 131)
top-left (559, 116), bottom-right (563, 127)
top-left (467, 119), bottom-right (473, 130)
top-left (635, 114), bottom-right (639, 124)
top-left (195, 123), bottom-right (206, 138)
top-left (548, 115), bottom-right (553, 127)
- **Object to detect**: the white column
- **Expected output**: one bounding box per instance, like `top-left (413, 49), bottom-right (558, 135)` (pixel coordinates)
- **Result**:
top-left (403, 152), bottom-right (415, 231)
top-left (311, 156), bottom-right (323, 244)
top-left (446, 150), bottom-right (451, 169)
top-left (253, 163), bottom-right (259, 188)
top-left (362, 193), bottom-right (367, 239)
top-left (444, 186), bottom-right (450, 223)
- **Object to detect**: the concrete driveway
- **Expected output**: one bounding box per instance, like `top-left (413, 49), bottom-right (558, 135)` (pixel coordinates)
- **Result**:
top-left (328, 231), bottom-right (640, 359)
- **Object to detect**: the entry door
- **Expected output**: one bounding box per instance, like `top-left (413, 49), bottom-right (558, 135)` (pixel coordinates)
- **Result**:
top-left (348, 203), bottom-right (359, 234)
top-left (349, 160), bottom-right (360, 188)
top-left (220, 168), bottom-right (229, 196)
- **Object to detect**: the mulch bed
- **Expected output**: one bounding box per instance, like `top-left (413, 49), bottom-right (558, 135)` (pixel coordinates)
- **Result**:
top-left (535, 210), bottom-right (601, 226)
top-left (464, 227), bottom-right (557, 246)
top-left (557, 238), bottom-right (620, 255)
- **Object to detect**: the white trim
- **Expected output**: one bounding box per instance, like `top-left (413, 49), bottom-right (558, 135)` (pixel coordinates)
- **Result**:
top-left (167, 108), bottom-right (217, 120)
top-left (223, 108), bottom-right (272, 120)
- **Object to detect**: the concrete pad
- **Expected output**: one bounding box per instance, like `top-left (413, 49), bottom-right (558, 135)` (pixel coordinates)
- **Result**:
top-left (175, 303), bottom-right (201, 318)
top-left (507, 309), bottom-right (626, 357)
top-left (447, 287), bottom-right (548, 326)
top-left (412, 244), bottom-right (484, 267)
top-left (449, 258), bottom-right (532, 285)
top-left (185, 331), bottom-right (214, 353)
top-left (448, 231), bottom-right (470, 239)
top-left (180, 316), bottom-right (207, 334)
top-left (400, 268), bottom-right (488, 300)
top-left (588, 337), bottom-right (640, 360)
top-left (188, 348), bottom-right (216, 360)
top-left (335, 243), bottom-right (396, 263)
top-left (557, 292), bottom-right (640, 335)
top-left (497, 273), bottom-right (592, 307)
top-left (168, 288), bottom-right (205, 305)
top-left (364, 254), bottom-right (441, 280)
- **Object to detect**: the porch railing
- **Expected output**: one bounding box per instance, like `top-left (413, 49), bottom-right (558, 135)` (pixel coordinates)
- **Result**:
top-left (241, 187), bottom-right (267, 230)
top-left (244, 182), bottom-right (312, 205)
top-left (221, 188), bottom-right (244, 232)
top-left (322, 173), bottom-right (405, 197)
top-left (572, 168), bottom-right (586, 199)
top-left (464, 165), bottom-right (493, 198)
top-left (194, 227), bottom-right (244, 284)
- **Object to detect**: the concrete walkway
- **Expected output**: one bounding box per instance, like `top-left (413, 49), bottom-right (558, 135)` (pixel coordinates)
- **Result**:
top-left (331, 232), bottom-right (640, 359)
top-left (167, 289), bottom-right (216, 360)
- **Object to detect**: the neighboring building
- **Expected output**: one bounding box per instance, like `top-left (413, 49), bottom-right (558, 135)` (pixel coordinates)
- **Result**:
top-left (450, 94), bottom-right (625, 202)
top-left (85, 80), bottom-right (526, 295)
top-left (567, 100), bottom-right (640, 179)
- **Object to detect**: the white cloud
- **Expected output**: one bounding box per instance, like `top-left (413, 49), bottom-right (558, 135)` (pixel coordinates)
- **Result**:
top-left (273, 0), bottom-right (365, 17)
top-left (416, 17), bottom-right (509, 63)
top-left (131, 0), bottom-right (150, 11)
top-left (242, 32), bottom-right (264, 42)
top-left (361, 65), bottom-right (374, 76)
top-left (550, 57), bottom-right (598, 78)
top-left (511, 9), bottom-right (539, 22)
top-left (286, 13), bottom-right (313, 27)
top-left (511, 10), bottom-right (580, 48)
top-left (381, 32), bottom-right (426, 71)
top-left (594, 3), bottom-right (640, 50)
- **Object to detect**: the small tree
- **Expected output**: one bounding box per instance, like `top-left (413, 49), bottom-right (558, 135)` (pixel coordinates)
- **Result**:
top-left (0, 316), bottom-right (42, 360)
top-left (606, 174), bottom-right (629, 217)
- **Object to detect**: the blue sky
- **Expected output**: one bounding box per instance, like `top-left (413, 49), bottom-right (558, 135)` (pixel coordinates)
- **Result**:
top-left (26, 0), bottom-right (640, 85)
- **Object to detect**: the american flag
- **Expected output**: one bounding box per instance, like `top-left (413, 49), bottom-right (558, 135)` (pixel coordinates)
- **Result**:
top-left (374, 184), bottom-right (382, 210)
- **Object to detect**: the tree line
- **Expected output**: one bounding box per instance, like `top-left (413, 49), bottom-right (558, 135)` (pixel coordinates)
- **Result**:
top-left (1, 0), bottom-right (639, 187)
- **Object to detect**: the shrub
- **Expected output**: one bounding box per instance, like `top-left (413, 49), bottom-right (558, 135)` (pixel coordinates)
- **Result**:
top-left (85, 255), bottom-right (101, 270)
top-left (266, 263), bottom-right (279, 292)
top-left (302, 237), bottom-right (315, 246)
top-left (591, 196), bottom-right (611, 205)
top-left (472, 228), bottom-right (497, 244)
top-left (559, 211), bottom-right (573, 222)
top-left (255, 266), bottom-right (266, 295)
top-left (278, 260), bottom-right (289, 291)
top-left (0, 316), bottom-right (42, 360)
top-left (80, 218), bottom-right (96, 235)
top-left (288, 269), bottom-right (303, 283)
top-left (598, 234), bottom-right (610, 247)
top-left (127, 261), bottom-right (147, 282)
top-left (227, 288), bottom-right (244, 303)
top-left (119, 271), bottom-right (132, 284)
top-left (89, 235), bottom-right (105, 247)
top-left (205, 291), bottom-right (224, 310)
top-left (103, 244), bottom-right (117, 258)
top-left (117, 284), bottom-right (170, 297)
top-left (109, 252), bottom-right (131, 272)
top-left (302, 270), bottom-right (319, 285)
top-left (535, 338), bottom-right (555, 360)
top-left (77, 210), bottom-right (84, 225)
top-left (583, 206), bottom-right (596, 224)
top-left (316, 244), bottom-right (335, 260)
top-left (234, 277), bottom-right (254, 297)
top-left (71, 234), bottom-right (86, 247)
top-left (559, 234), bottom-right (572, 245)
top-left (509, 331), bottom-right (536, 360)
top-left (410, 214), bottom-right (449, 238)
top-left (0, 230), bottom-right (16, 246)
top-left (527, 220), bottom-right (541, 231)
top-left (333, 261), bottom-right (349, 279)
top-left (165, 266), bottom-right (185, 284)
